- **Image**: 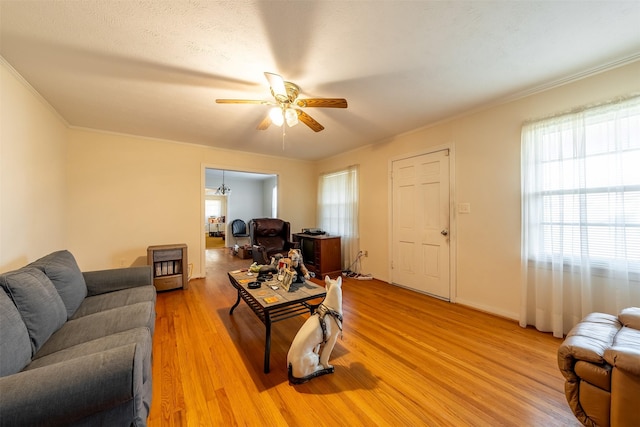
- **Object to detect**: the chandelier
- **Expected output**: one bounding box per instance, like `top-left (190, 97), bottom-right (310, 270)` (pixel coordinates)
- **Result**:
top-left (214, 170), bottom-right (231, 195)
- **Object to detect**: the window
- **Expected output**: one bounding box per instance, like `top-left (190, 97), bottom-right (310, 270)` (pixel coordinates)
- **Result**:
top-left (205, 198), bottom-right (222, 219)
top-left (520, 95), bottom-right (640, 337)
top-left (522, 96), bottom-right (640, 272)
top-left (272, 185), bottom-right (278, 218)
top-left (318, 165), bottom-right (359, 269)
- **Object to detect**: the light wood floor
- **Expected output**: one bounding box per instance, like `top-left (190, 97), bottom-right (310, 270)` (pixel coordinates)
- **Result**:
top-left (148, 248), bottom-right (580, 426)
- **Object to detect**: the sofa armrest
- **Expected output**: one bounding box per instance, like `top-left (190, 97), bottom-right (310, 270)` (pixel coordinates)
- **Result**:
top-left (83, 266), bottom-right (152, 296)
top-left (0, 344), bottom-right (145, 426)
top-left (557, 313), bottom-right (621, 380)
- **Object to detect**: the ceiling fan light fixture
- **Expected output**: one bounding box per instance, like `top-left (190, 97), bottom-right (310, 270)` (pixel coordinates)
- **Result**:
top-left (269, 107), bottom-right (284, 126)
top-left (285, 108), bottom-right (298, 127)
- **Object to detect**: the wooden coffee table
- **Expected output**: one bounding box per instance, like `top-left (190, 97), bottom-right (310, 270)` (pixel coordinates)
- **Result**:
top-left (227, 270), bottom-right (326, 373)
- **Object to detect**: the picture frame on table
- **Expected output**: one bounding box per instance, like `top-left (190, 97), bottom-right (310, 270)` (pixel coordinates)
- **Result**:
top-left (281, 269), bottom-right (294, 292)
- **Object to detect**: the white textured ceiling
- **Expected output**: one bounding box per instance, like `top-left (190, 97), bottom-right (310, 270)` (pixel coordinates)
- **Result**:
top-left (1, 1), bottom-right (639, 161)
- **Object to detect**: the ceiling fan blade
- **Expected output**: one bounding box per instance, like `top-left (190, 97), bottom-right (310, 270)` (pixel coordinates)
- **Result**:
top-left (216, 99), bottom-right (273, 105)
top-left (296, 98), bottom-right (348, 108)
top-left (264, 72), bottom-right (287, 98)
top-left (297, 110), bottom-right (324, 132)
top-left (257, 114), bottom-right (272, 130)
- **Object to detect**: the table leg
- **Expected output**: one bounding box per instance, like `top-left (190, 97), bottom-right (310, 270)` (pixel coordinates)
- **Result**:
top-left (264, 313), bottom-right (272, 373)
top-left (306, 301), bottom-right (320, 315)
top-left (229, 289), bottom-right (241, 315)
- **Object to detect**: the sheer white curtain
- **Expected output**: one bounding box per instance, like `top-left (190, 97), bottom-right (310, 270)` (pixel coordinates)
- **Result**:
top-left (520, 95), bottom-right (640, 337)
top-left (318, 165), bottom-right (359, 270)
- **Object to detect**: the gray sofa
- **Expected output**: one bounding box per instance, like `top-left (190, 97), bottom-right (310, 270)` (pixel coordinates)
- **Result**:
top-left (0, 250), bottom-right (156, 426)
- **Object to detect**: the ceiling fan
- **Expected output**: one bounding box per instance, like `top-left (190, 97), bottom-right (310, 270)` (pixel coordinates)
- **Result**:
top-left (216, 72), bottom-right (347, 132)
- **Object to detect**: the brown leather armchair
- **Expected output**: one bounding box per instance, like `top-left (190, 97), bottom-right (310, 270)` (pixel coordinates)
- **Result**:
top-left (557, 307), bottom-right (640, 427)
top-left (248, 218), bottom-right (299, 264)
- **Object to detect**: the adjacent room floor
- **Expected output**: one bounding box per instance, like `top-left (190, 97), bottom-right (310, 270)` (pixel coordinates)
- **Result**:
top-left (205, 234), bottom-right (225, 249)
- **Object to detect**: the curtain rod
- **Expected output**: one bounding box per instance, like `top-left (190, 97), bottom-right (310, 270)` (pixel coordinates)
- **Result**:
top-left (524, 92), bottom-right (640, 125)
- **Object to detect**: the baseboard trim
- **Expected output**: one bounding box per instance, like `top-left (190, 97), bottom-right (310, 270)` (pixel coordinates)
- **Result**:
top-left (455, 298), bottom-right (519, 322)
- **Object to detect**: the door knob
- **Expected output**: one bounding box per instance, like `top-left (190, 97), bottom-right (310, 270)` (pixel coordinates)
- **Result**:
top-left (441, 229), bottom-right (449, 236)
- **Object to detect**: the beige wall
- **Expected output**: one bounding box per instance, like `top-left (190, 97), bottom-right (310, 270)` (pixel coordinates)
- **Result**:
top-left (1, 60), bottom-right (69, 272)
top-left (317, 60), bottom-right (640, 319)
top-left (1, 58), bottom-right (316, 277)
top-left (65, 129), bottom-right (316, 276)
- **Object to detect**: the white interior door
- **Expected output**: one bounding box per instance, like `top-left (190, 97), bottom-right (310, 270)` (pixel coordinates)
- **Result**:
top-left (392, 150), bottom-right (450, 300)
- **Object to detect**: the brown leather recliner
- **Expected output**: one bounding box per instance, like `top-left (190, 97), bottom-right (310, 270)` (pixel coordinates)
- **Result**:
top-left (248, 218), bottom-right (299, 264)
top-left (557, 307), bottom-right (640, 427)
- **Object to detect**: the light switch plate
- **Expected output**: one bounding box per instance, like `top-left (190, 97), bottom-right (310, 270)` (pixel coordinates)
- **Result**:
top-left (458, 203), bottom-right (471, 214)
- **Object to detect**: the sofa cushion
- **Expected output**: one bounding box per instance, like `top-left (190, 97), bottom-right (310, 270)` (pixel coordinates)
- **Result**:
top-left (34, 301), bottom-right (155, 359)
top-left (619, 307), bottom-right (640, 329)
top-left (0, 290), bottom-right (32, 376)
top-left (0, 268), bottom-right (67, 355)
top-left (29, 250), bottom-right (87, 318)
top-left (71, 285), bottom-right (156, 320)
top-left (26, 328), bottom-right (152, 384)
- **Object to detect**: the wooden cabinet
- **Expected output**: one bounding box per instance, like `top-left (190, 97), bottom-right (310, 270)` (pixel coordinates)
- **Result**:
top-left (147, 244), bottom-right (188, 291)
top-left (292, 234), bottom-right (342, 278)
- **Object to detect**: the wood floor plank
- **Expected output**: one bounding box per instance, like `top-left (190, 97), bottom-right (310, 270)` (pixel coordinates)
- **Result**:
top-left (148, 248), bottom-right (580, 426)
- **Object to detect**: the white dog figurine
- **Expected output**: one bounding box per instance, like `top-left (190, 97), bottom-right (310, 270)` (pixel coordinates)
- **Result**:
top-left (287, 275), bottom-right (343, 384)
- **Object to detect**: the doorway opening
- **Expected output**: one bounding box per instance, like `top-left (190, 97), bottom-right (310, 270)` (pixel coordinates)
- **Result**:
top-left (202, 168), bottom-right (278, 273)
top-left (205, 194), bottom-right (226, 249)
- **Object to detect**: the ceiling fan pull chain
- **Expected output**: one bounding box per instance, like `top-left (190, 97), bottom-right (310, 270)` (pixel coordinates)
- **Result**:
top-left (282, 126), bottom-right (286, 150)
